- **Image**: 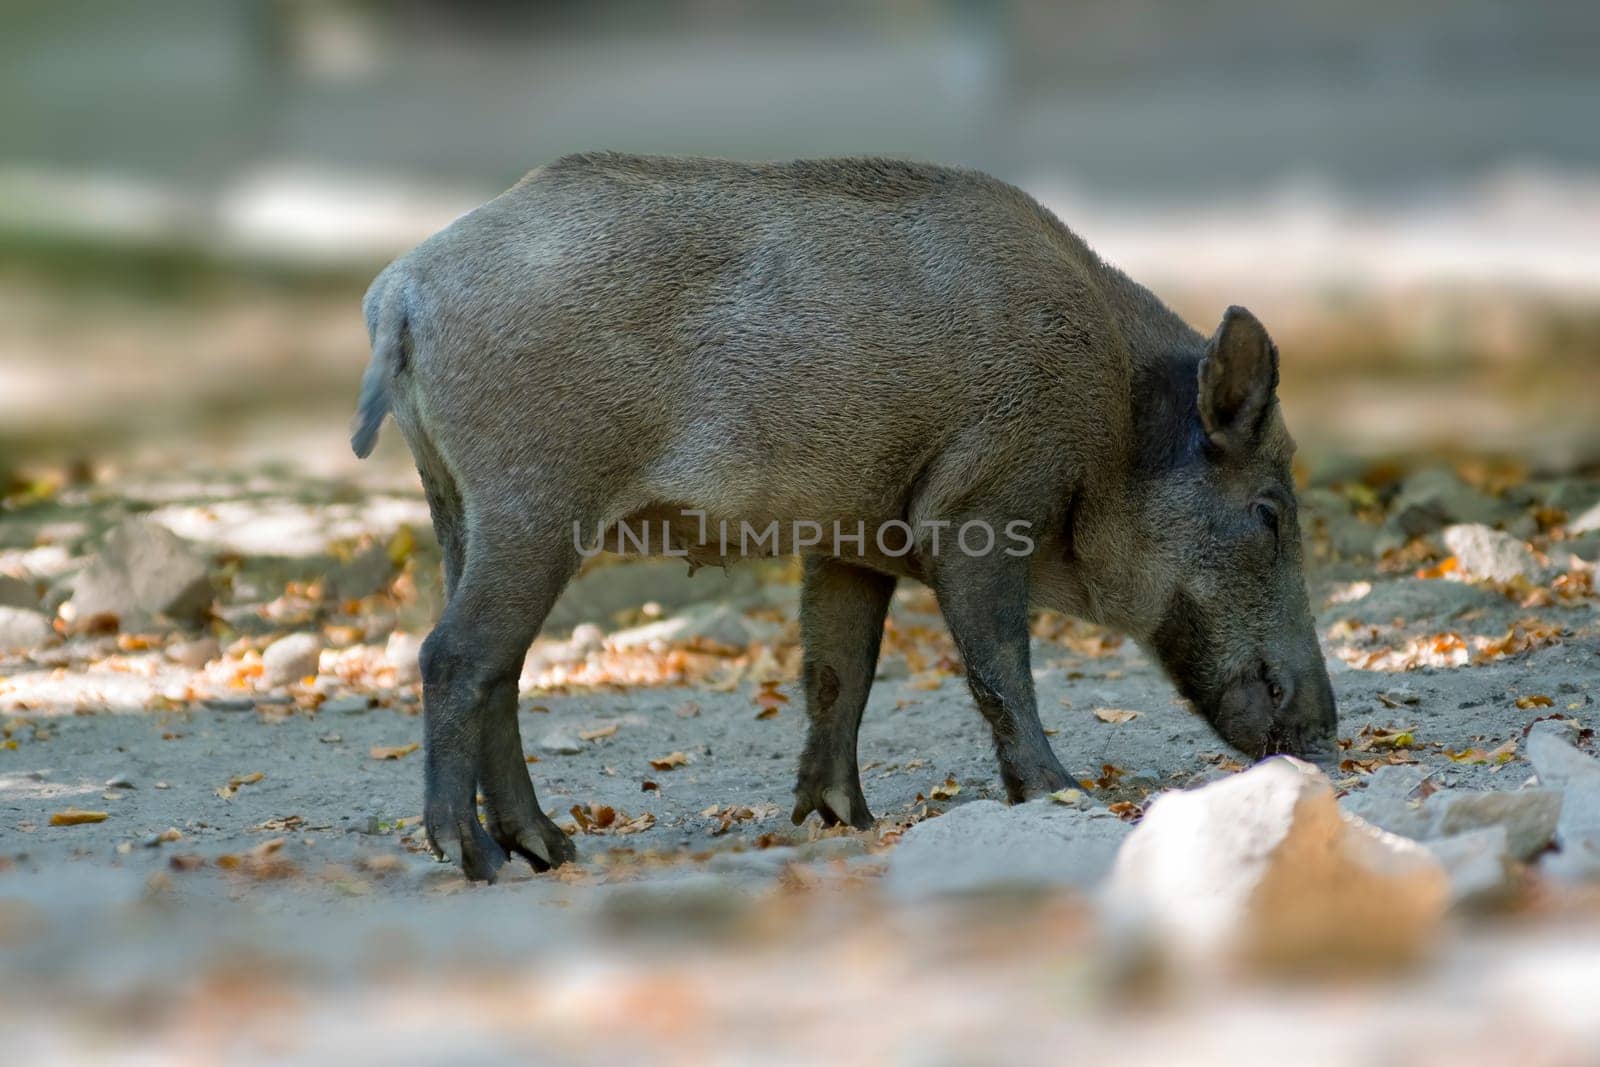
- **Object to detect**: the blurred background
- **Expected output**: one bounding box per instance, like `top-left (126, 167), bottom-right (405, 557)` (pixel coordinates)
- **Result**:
top-left (2, 0), bottom-right (1598, 481)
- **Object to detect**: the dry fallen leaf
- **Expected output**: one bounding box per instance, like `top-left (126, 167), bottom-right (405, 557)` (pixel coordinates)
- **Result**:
top-left (754, 680), bottom-right (788, 719)
top-left (579, 724), bottom-right (619, 741)
top-left (929, 776), bottom-right (961, 800)
top-left (648, 751), bottom-right (690, 770)
top-left (370, 742), bottom-right (420, 760)
top-left (386, 525), bottom-right (416, 566)
top-left (1515, 694), bottom-right (1554, 709)
top-left (1093, 707), bottom-right (1141, 724)
top-left (50, 808), bottom-right (108, 826)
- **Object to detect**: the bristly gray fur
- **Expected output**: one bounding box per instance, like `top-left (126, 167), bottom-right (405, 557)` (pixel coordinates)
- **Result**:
top-left (348, 152), bottom-right (1338, 882)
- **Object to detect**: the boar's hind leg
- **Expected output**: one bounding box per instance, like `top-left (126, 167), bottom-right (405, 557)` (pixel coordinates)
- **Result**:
top-left (791, 556), bottom-right (896, 830)
top-left (928, 547), bottom-right (1072, 801)
top-left (419, 522), bottom-right (579, 882)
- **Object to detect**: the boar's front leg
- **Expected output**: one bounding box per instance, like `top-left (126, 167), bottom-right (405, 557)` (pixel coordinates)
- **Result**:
top-left (928, 544), bottom-right (1072, 800)
top-left (419, 526), bottom-right (578, 882)
top-left (791, 556), bottom-right (896, 829)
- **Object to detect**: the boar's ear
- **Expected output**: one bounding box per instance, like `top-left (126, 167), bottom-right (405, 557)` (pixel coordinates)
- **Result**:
top-left (1197, 305), bottom-right (1278, 450)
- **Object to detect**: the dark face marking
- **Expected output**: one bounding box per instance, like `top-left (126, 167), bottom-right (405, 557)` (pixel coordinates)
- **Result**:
top-left (1129, 313), bottom-right (1337, 765)
top-left (1131, 353), bottom-right (1212, 475)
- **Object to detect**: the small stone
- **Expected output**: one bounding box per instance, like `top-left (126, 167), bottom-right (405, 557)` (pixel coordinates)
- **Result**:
top-left (1126, 767), bottom-right (1164, 790)
top-left (1432, 789), bottom-right (1561, 861)
top-left (260, 632), bottom-right (324, 688)
top-left (539, 732), bottom-right (584, 755)
top-left (1426, 827), bottom-right (1513, 908)
top-left (0, 606), bottom-right (54, 651)
top-left (609, 603), bottom-right (751, 653)
top-left (69, 519), bottom-right (212, 629)
top-left (1390, 468), bottom-right (1508, 537)
top-left (0, 574), bottom-right (40, 610)
top-left (875, 655), bottom-right (911, 681)
top-left (104, 772), bottom-right (135, 789)
top-left (385, 631), bottom-right (423, 685)
top-left (1527, 729), bottom-right (1600, 881)
top-left (567, 623), bottom-right (605, 656)
top-left (1442, 524), bottom-right (1544, 583)
top-left (885, 799), bottom-right (1131, 900)
top-left (321, 695), bottom-right (372, 715)
top-left (203, 697), bottom-right (256, 712)
top-left (166, 636), bottom-right (220, 669)
top-left (1109, 757), bottom-right (1448, 973)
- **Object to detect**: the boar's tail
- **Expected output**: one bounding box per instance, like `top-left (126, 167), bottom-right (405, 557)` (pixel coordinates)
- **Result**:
top-left (351, 266), bottom-right (409, 459)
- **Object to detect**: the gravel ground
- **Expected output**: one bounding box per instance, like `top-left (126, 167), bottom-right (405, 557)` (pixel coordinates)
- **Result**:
top-left (2, 465), bottom-right (1598, 1064)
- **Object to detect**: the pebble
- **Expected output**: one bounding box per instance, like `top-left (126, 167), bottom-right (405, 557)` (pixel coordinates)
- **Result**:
top-left (260, 632), bottom-right (324, 688)
top-left (0, 606), bottom-right (54, 652)
top-left (166, 636), bottom-right (221, 669)
top-left (385, 631), bottom-right (423, 685)
top-left (539, 733), bottom-right (585, 755)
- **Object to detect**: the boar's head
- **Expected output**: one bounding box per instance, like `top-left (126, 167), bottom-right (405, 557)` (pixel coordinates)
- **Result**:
top-left (1074, 306), bottom-right (1338, 765)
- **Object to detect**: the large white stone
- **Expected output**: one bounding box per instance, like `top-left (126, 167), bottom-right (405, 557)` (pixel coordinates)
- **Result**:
top-left (69, 519), bottom-right (212, 628)
top-left (1107, 757), bottom-right (1448, 973)
top-left (1442, 523), bottom-right (1544, 583)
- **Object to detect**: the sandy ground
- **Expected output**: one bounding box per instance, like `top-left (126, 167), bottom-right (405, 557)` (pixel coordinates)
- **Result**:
top-left (2, 464), bottom-right (1599, 1064)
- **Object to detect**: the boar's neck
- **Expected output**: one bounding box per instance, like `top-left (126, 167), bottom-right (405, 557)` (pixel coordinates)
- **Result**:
top-left (1057, 267), bottom-right (1206, 635)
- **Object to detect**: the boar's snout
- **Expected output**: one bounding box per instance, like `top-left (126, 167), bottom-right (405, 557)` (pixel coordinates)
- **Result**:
top-left (1215, 656), bottom-right (1338, 768)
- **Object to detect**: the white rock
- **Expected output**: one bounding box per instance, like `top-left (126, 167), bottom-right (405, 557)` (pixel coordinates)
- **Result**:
top-left (538, 732), bottom-right (584, 755)
top-left (1569, 499), bottom-right (1600, 535)
top-left (608, 603), bottom-right (751, 652)
top-left (69, 519), bottom-right (212, 628)
top-left (1341, 767), bottom-right (1560, 862)
top-left (0, 606), bottom-right (54, 651)
top-left (385, 631), bottom-right (423, 685)
top-left (1107, 757), bottom-right (1448, 973)
top-left (1528, 729), bottom-right (1600, 882)
top-left (1442, 523), bottom-right (1543, 583)
top-left (884, 799), bottom-right (1130, 900)
top-left (567, 623), bottom-right (606, 656)
top-left (260, 632), bottom-right (324, 688)
top-left (1432, 788), bottom-right (1561, 861)
top-left (1426, 826), bottom-right (1512, 907)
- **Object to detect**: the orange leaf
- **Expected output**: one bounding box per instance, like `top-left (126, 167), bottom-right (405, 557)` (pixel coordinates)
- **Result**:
top-left (370, 742), bottom-right (419, 760)
top-left (50, 808), bottom-right (108, 826)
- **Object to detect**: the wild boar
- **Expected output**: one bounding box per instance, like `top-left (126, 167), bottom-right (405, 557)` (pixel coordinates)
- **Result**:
top-left (352, 153), bottom-right (1338, 881)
